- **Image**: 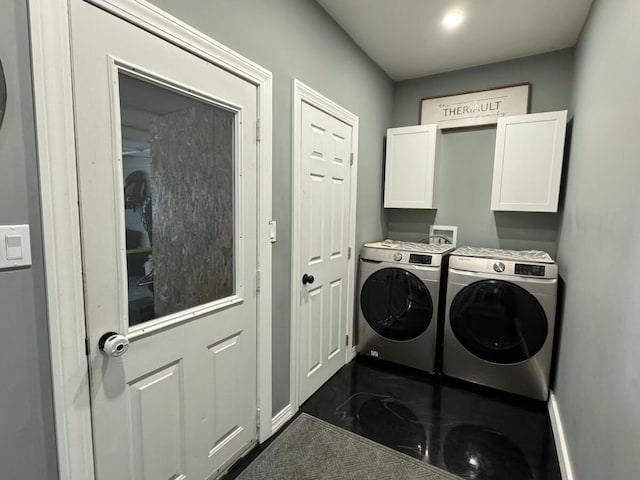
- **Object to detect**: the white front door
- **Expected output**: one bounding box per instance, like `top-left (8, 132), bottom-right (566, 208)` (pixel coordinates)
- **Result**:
top-left (70, 1), bottom-right (259, 479)
top-left (298, 101), bottom-right (354, 403)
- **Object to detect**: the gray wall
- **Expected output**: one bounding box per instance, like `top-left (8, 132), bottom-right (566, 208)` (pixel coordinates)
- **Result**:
top-left (148, 0), bottom-right (394, 414)
top-left (389, 49), bottom-right (574, 256)
top-left (555, 0), bottom-right (639, 478)
top-left (0, 1), bottom-right (59, 478)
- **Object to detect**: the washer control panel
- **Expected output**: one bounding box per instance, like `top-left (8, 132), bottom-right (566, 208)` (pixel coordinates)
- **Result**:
top-left (449, 255), bottom-right (557, 279)
top-left (515, 263), bottom-right (546, 277)
top-left (409, 254), bottom-right (433, 265)
top-left (360, 245), bottom-right (446, 267)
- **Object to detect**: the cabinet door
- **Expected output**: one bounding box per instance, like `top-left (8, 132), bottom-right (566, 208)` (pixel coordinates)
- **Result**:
top-left (384, 124), bottom-right (438, 209)
top-left (491, 111), bottom-right (567, 212)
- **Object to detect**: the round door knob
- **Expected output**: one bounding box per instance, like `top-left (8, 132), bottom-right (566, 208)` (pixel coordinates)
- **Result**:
top-left (493, 262), bottom-right (506, 273)
top-left (393, 252), bottom-right (403, 261)
top-left (302, 274), bottom-right (315, 285)
top-left (98, 331), bottom-right (130, 357)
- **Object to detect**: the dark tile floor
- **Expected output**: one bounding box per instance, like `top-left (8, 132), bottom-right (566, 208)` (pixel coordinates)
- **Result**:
top-left (224, 355), bottom-right (562, 479)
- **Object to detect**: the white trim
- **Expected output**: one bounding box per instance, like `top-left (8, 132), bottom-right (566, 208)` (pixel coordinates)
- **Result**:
top-left (30, 1), bottom-right (274, 478)
top-left (548, 391), bottom-right (575, 480)
top-left (271, 404), bottom-right (293, 434)
top-left (348, 345), bottom-right (357, 362)
top-left (255, 45), bottom-right (274, 447)
top-left (290, 79), bottom-right (359, 414)
top-left (85, 0), bottom-right (270, 88)
top-left (29, 1), bottom-right (96, 479)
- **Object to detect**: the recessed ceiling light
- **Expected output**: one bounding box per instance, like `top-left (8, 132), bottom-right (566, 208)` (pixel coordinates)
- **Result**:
top-left (442, 9), bottom-right (464, 30)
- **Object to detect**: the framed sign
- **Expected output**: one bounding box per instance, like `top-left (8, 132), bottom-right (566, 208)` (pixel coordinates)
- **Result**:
top-left (420, 83), bottom-right (530, 129)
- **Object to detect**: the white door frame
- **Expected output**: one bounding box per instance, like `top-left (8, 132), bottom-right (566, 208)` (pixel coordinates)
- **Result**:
top-left (289, 79), bottom-right (359, 418)
top-left (28, 1), bottom-right (273, 479)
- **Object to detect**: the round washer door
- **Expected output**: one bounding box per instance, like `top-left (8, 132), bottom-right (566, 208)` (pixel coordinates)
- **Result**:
top-left (360, 267), bottom-right (433, 341)
top-left (449, 280), bottom-right (547, 364)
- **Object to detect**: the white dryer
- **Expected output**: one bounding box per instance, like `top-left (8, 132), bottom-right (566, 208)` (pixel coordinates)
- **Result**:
top-left (443, 247), bottom-right (558, 401)
top-left (357, 240), bottom-right (455, 373)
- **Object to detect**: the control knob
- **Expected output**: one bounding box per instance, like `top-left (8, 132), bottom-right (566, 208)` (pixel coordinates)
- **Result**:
top-left (493, 262), bottom-right (506, 273)
top-left (393, 252), bottom-right (403, 262)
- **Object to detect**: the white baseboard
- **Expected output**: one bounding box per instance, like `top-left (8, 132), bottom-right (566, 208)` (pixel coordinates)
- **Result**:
top-left (348, 346), bottom-right (357, 362)
top-left (271, 404), bottom-right (293, 434)
top-left (548, 391), bottom-right (574, 480)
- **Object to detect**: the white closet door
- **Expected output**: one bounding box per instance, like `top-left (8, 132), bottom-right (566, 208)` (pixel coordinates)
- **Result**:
top-left (298, 101), bottom-right (353, 404)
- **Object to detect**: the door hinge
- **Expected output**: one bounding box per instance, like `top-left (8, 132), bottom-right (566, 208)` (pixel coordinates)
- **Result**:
top-left (256, 119), bottom-right (261, 142)
top-left (85, 337), bottom-right (90, 356)
top-left (350, 152), bottom-right (354, 166)
top-left (346, 334), bottom-right (350, 346)
top-left (256, 270), bottom-right (261, 293)
top-left (256, 407), bottom-right (261, 431)
top-left (348, 247), bottom-right (352, 259)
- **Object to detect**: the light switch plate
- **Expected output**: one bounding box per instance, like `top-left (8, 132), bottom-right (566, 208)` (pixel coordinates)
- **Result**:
top-left (0, 224), bottom-right (32, 269)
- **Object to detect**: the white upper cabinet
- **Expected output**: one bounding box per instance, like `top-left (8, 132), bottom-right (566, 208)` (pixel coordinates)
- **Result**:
top-left (384, 124), bottom-right (439, 209)
top-left (491, 110), bottom-right (568, 212)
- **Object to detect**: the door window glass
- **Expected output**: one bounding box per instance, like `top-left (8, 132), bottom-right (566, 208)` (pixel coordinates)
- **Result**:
top-left (360, 267), bottom-right (433, 341)
top-left (449, 280), bottom-right (547, 364)
top-left (119, 72), bottom-right (236, 327)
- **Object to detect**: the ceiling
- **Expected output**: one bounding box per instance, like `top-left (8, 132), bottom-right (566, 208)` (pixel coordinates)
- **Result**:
top-left (316, 0), bottom-right (593, 81)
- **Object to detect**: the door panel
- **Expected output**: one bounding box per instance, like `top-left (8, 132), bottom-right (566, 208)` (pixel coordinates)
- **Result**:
top-left (207, 330), bottom-right (249, 459)
top-left (129, 362), bottom-right (186, 480)
top-left (299, 102), bottom-right (353, 403)
top-left (328, 279), bottom-right (343, 358)
top-left (330, 179), bottom-right (345, 256)
top-left (70, 1), bottom-right (258, 478)
top-left (309, 174), bottom-right (325, 263)
top-left (306, 286), bottom-right (323, 375)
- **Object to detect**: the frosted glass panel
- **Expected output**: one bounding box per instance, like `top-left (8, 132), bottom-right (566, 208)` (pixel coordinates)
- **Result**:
top-left (119, 73), bottom-right (235, 327)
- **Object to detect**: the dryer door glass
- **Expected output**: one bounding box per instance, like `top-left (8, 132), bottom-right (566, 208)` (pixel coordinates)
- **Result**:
top-left (360, 267), bottom-right (433, 341)
top-left (450, 280), bottom-right (547, 364)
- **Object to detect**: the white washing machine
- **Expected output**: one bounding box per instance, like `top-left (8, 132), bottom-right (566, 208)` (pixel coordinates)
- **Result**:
top-left (357, 240), bottom-right (455, 373)
top-left (443, 247), bottom-right (558, 401)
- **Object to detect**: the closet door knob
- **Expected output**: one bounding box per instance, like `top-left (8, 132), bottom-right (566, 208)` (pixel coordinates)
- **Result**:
top-left (302, 274), bottom-right (315, 285)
